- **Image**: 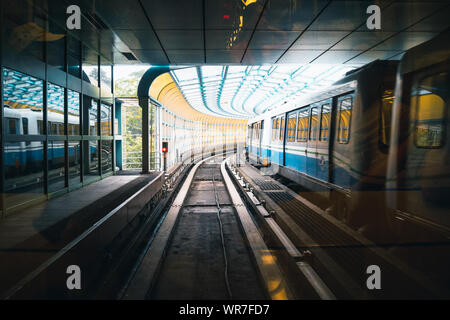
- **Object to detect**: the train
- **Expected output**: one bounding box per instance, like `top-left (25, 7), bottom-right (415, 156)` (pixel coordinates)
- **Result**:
top-left (3, 105), bottom-right (100, 191)
top-left (247, 29), bottom-right (449, 245)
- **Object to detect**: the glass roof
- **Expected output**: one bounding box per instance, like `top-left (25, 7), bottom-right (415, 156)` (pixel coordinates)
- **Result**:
top-left (171, 65), bottom-right (357, 119)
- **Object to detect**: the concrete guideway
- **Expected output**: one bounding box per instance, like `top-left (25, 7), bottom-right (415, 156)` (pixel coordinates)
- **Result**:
top-left (123, 154), bottom-right (296, 300)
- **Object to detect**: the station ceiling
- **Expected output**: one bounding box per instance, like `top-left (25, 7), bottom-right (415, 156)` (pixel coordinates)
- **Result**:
top-left (76, 0), bottom-right (450, 65)
top-left (20, 1), bottom-right (448, 118)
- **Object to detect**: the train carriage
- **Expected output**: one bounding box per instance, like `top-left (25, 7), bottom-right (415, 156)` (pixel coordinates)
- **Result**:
top-left (247, 60), bottom-right (398, 237)
top-left (386, 30), bottom-right (450, 242)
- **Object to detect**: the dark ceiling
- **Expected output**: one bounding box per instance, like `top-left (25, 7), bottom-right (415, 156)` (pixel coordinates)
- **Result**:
top-left (28, 0), bottom-right (450, 66)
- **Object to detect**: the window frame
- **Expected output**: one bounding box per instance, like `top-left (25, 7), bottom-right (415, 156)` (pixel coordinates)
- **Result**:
top-left (296, 106), bottom-right (310, 142)
top-left (309, 106), bottom-right (319, 141)
top-left (286, 111), bottom-right (298, 143)
top-left (412, 71), bottom-right (448, 149)
top-left (337, 96), bottom-right (353, 144)
top-left (319, 103), bottom-right (331, 142)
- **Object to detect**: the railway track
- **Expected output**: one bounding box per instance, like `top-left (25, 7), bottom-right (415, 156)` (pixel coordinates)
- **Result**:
top-left (121, 154), bottom-right (325, 300)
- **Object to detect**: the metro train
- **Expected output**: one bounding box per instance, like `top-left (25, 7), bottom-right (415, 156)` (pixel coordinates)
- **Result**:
top-left (247, 30), bottom-right (449, 243)
top-left (3, 106), bottom-right (98, 187)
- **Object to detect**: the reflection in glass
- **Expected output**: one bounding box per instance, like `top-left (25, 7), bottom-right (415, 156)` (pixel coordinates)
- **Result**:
top-left (48, 83), bottom-right (65, 135)
top-left (48, 140), bottom-right (66, 193)
top-left (82, 46), bottom-right (99, 86)
top-left (3, 68), bottom-right (44, 134)
top-left (67, 35), bottom-right (81, 78)
top-left (89, 100), bottom-right (99, 136)
top-left (310, 107), bottom-right (319, 141)
top-left (337, 98), bottom-right (353, 144)
top-left (68, 141), bottom-right (81, 186)
top-left (100, 103), bottom-right (112, 136)
top-left (100, 63), bottom-right (112, 93)
top-left (68, 90), bottom-right (80, 135)
top-left (3, 68), bottom-right (45, 207)
top-left (101, 140), bottom-right (113, 174)
top-left (84, 141), bottom-right (99, 180)
top-left (3, 1), bottom-right (46, 62)
top-left (413, 72), bottom-right (447, 148)
top-left (4, 141), bottom-right (44, 207)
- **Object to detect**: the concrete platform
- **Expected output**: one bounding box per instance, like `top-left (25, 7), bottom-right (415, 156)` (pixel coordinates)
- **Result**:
top-left (0, 172), bottom-right (159, 296)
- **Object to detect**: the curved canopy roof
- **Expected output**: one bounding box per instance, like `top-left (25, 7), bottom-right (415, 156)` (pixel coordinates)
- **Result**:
top-left (170, 64), bottom-right (356, 119)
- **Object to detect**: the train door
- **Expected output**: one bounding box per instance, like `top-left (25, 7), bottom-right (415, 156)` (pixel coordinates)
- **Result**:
top-left (280, 115), bottom-right (286, 166)
top-left (401, 69), bottom-right (449, 226)
top-left (297, 107), bottom-right (309, 173)
top-left (317, 100), bottom-right (332, 182)
top-left (257, 120), bottom-right (264, 165)
top-left (307, 105), bottom-right (319, 177)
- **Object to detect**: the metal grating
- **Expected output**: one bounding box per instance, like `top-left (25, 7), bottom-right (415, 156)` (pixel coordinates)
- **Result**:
top-left (265, 191), bottom-right (366, 279)
top-left (253, 178), bottom-right (282, 191)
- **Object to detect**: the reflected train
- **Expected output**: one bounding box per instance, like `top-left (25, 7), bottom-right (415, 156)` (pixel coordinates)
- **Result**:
top-left (247, 30), bottom-right (449, 243)
top-left (3, 106), bottom-right (99, 188)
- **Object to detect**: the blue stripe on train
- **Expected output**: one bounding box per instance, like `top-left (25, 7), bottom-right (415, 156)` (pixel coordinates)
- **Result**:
top-left (248, 146), bottom-right (356, 189)
top-left (5, 146), bottom-right (97, 166)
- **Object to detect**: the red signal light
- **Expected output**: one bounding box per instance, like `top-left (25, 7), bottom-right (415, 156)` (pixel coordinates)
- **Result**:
top-left (162, 141), bottom-right (168, 153)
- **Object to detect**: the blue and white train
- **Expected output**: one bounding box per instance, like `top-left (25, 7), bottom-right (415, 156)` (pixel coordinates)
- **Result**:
top-left (247, 30), bottom-right (450, 245)
top-left (247, 60), bottom-right (397, 238)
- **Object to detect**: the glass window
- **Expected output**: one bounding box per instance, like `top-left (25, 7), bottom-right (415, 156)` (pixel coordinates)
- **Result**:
top-left (381, 88), bottom-right (394, 146)
top-left (22, 118), bottom-right (29, 135)
top-left (413, 72), bottom-right (448, 148)
top-left (280, 116), bottom-right (285, 141)
top-left (68, 90), bottom-right (80, 135)
top-left (287, 113), bottom-right (297, 142)
top-left (68, 141), bottom-right (81, 185)
top-left (272, 118), bottom-right (277, 140)
top-left (4, 141), bottom-right (44, 207)
top-left (320, 104), bottom-right (331, 141)
top-left (90, 100), bottom-right (99, 136)
top-left (272, 117), bottom-right (280, 141)
top-left (337, 97), bottom-right (353, 144)
top-left (6, 118), bottom-right (19, 134)
top-left (310, 107), bottom-right (319, 141)
top-left (48, 83), bottom-right (65, 135)
top-left (100, 103), bottom-right (112, 136)
top-left (67, 34), bottom-right (81, 78)
top-left (82, 46), bottom-right (99, 86)
top-left (46, 18), bottom-right (66, 71)
top-left (101, 140), bottom-right (113, 174)
top-left (3, 68), bottom-right (44, 136)
top-left (84, 141), bottom-right (99, 180)
top-left (3, 1), bottom-right (45, 62)
top-left (38, 120), bottom-right (44, 134)
top-left (297, 108), bottom-right (309, 142)
top-left (100, 63), bottom-right (112, 93)
top-left (48, 140), bottom-right (66, 193)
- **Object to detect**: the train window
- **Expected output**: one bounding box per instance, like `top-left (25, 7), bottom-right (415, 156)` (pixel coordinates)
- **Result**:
top-left (58, 123), bottom-right (65, 135)
top-left (272, 117), bottom-right (279, 141)
top-left (51, 122), bottom-right (58, 135)
top-left (296, 108), bottom-right (309, 142)
top-left (310, 107), bottom-right (319, 141)
top-left (37, 120), bottom-right (44, 135)
top-left (280, 116), bottom-right (285, 141)
top-left (287, 113), bottom-right (297, 142)
top-left (320, 104), bottom-right (331, 141)
top-left (337, 97), bottom-right (353, 144)
top-left (22, 118), bottom-right (29, 135)
top-left (6, 118), bottom-right (18, 134)
top-left (413, 72), bottom-right (448, 148)
top-left (381, 88), bottom-right (394, 146)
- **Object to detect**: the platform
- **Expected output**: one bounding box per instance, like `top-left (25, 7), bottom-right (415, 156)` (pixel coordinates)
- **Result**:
top-left (0, 172), bottom-right (159, 296)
